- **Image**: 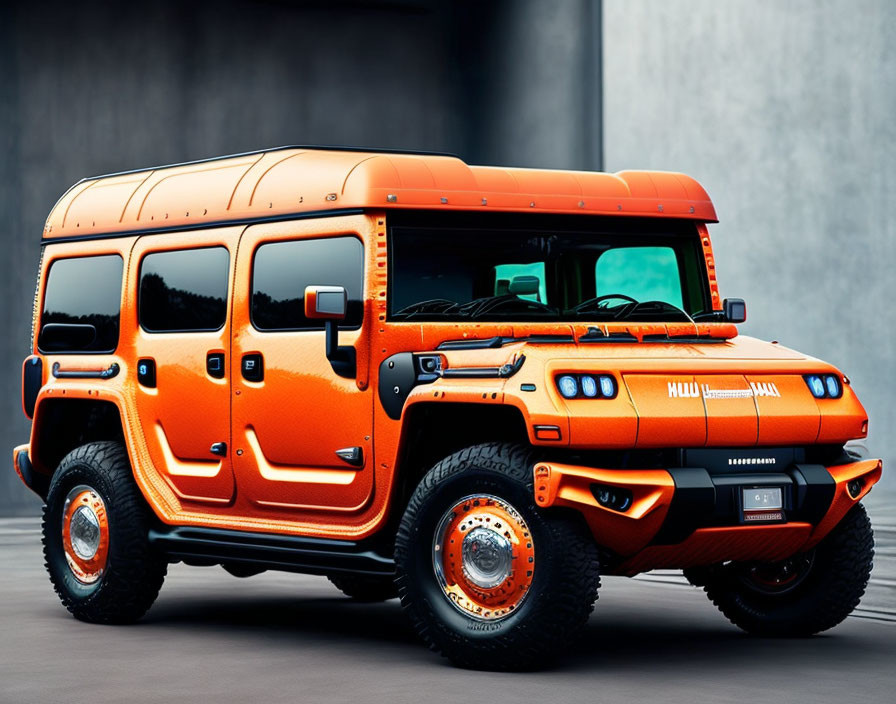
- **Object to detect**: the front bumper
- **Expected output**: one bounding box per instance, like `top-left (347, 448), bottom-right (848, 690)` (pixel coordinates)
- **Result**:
top-left (533, 457), bottom-right (882, 576)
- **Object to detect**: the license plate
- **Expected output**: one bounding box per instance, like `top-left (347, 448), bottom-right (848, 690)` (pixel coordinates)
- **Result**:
top-left (742, 487), bottom-right (784, 522)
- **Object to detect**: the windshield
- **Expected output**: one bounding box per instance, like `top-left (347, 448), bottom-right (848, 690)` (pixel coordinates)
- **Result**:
top-left (388, 213), bottom-right (711, 323)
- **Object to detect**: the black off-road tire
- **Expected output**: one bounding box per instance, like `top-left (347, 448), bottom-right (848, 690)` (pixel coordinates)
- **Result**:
top-left (394, 443), bottom-right (600, 671)
top-left (43, 441), bottom-right (167, 624)
top-left (690, 504), bottom-right (873, 636)
top-left (328, 574), bottom-right (398, 602)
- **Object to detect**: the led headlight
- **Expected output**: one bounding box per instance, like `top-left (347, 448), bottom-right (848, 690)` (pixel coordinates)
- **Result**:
top-left (599, 375), bottom-right (617, 398)
top-left (805, 375), bottom-right (825, 398)
top-left (557, 375), bottom-right (579, 399)
top-left (824, 374), bottom-right (842, 398)
top-left (580, 375), bottom-right (598, 398)
top-left (557, 373), bottom-right (618, 399)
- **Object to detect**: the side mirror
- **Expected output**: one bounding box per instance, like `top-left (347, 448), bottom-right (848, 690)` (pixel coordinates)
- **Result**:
top-left (723, 297), bottom-right (747, 323)
top-left (304, 285), bottom-right (355, 378)
top-left (304, 285), bottom-right (347, 320)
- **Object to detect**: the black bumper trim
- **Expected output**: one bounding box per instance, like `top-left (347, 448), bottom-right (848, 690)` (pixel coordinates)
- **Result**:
top-left (651, 464), bottom-right (836, 546)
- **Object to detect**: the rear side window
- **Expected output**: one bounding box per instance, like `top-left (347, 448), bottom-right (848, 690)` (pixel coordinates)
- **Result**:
top-left (251, 236), bottom-right (364, 331)
top-left (139, 247), bottom-right (230, 332)
top-left (40, 254), bottom-right (124, 353)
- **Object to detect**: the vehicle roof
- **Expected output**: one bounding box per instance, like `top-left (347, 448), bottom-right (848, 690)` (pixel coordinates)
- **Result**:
top-left (42, 145), bottom-right (717, 241)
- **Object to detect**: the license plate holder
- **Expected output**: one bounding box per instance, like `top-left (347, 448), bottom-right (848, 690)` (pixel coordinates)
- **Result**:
top-left (741, 486), bottom-right (785, 523)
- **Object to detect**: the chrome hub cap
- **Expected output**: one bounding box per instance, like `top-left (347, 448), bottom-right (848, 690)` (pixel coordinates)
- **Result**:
top-left (461, 526), bottom-right (513, 589)
top-left (69, 505), bottom-right (101, 560)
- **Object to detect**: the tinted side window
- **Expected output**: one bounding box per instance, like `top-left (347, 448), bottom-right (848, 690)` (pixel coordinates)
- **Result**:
top-left (139, 247), bottom-right (230, 332)
top-left (40, 254), bottom-right (124, 353)
top-left (252, 236), bottom-right (364, 331)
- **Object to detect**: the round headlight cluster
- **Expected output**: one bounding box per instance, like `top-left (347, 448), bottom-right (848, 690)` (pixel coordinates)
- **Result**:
top-left (556, 374), bottom-right (618, 399)
top-left (805, 374), bottom-right (842, 399)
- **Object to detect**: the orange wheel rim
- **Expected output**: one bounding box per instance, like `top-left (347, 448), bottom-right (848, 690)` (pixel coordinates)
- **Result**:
top-left (432, 494), bottom-right (535, 621)
top-left (61, 485), bottom-right (110, 585)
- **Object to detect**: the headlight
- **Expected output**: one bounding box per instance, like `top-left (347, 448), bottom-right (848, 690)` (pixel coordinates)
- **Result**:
top-left (557, 375), bottom-right (579, 399)
top-left (824, 374), bottom-right (842, 398)
top-left (556, 374), bottom-right (618, 399)
top-left (599, 375), bottom-right (618, 399)
top-left (804, 374), bottom-right (842, 399)
top-left (580, 375), bottom-right (598, 398)
top-left (805, 375), bottom-right (825, 398)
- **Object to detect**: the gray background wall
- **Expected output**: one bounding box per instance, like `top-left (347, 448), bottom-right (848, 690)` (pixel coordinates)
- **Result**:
top-left (0, 0), bottom-right (599, 514)
top-left (0, 0), bottom-right (891, 513)
top-left (603, 0), bottom-right (894, 490)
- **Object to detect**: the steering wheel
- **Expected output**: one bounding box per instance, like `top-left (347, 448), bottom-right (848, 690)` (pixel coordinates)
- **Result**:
top-left (457, 295), bottom-right (555, 318)
top-left (571, 293), bottom-right (638, 314)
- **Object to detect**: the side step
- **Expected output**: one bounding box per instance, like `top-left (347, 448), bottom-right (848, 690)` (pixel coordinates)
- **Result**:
top-left (148, 525), bottom-right (395, 577)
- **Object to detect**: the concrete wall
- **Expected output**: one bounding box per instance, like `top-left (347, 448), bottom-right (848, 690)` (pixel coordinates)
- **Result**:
top-left (604, 0), bottom-right (895, 488)
top-left (0, 0), bottom-right (598, 514)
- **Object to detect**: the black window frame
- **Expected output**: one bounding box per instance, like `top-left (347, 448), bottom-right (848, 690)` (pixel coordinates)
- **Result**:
top-left (38, 253), bottom-right (125, 355)
top-left (138, 245), bottom-right (231, 334)
top-left (249, 234), bottom-right (366, 333)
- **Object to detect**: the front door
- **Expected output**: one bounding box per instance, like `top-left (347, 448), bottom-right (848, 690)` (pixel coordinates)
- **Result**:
top-left (230, 221), bottom-right (374, 516)
top-left (130, 229), bottom-right (240, 505)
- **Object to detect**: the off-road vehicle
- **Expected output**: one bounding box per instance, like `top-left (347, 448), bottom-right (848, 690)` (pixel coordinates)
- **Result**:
top-left (15, 146), bottom-right (881, 670)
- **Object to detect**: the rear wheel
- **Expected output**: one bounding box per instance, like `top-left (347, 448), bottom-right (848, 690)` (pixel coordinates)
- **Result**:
top-left (43, 441), bottom-right (167, 624)
top-left (328, 574), bottom-right (398, 602)
top-left (687, 504), bottom-right (873, 636)
top-left (394, 443), bottom-right (600, 670)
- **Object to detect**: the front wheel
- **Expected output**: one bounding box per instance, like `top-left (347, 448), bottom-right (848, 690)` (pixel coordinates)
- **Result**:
top-left (394, 443), bottom-right (600, 670)
top-left (688, 504), bottom-right (874, 636)
top-left (43, 441), bottom-right (167, 624)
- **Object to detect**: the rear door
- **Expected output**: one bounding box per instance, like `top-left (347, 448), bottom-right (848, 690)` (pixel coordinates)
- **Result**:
top-left (130, 229), bottom-right (240, 505)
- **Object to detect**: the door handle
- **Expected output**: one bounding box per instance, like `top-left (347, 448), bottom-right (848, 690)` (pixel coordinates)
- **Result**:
top-left (335, 446), bottom-right (364, 467)
top-left (206, 352), bottom-right (225, 379)
top-left (210, 442), bottom-right (227, 457)
top-left (241, 353), bottom-right (264, 382)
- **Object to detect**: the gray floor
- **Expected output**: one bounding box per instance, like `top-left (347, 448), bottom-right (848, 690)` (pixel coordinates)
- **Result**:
top-left (1, 491), bottom-right (893, 704)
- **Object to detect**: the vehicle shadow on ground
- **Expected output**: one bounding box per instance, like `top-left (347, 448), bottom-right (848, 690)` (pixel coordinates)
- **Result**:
top-left (140, 587), bottom-right (892, 672)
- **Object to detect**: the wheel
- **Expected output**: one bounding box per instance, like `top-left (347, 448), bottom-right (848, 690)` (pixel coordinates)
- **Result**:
top-left (689, 504), bottom-right (873, 636)
top-left (42, 441), bottom-right (167, 624)
top-left (328, 574), bottom-right (398, 602)
top-left (394, 443), bottom-right (600, 670)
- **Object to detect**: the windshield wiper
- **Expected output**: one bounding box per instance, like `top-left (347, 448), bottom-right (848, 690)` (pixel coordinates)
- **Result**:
top-left (613, 300), bottom-right (696, 324)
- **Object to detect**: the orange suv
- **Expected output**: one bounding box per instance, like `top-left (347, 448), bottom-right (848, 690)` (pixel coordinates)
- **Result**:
top-left (14, 147), bottom-right (881, 670)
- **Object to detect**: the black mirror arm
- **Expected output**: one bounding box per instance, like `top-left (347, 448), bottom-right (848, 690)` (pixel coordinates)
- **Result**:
top-left (325, 319), bottom-right (356, 378)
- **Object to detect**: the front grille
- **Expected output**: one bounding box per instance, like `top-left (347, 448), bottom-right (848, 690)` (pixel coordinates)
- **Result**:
top-left (682, 447), bottom-right (805, 475)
